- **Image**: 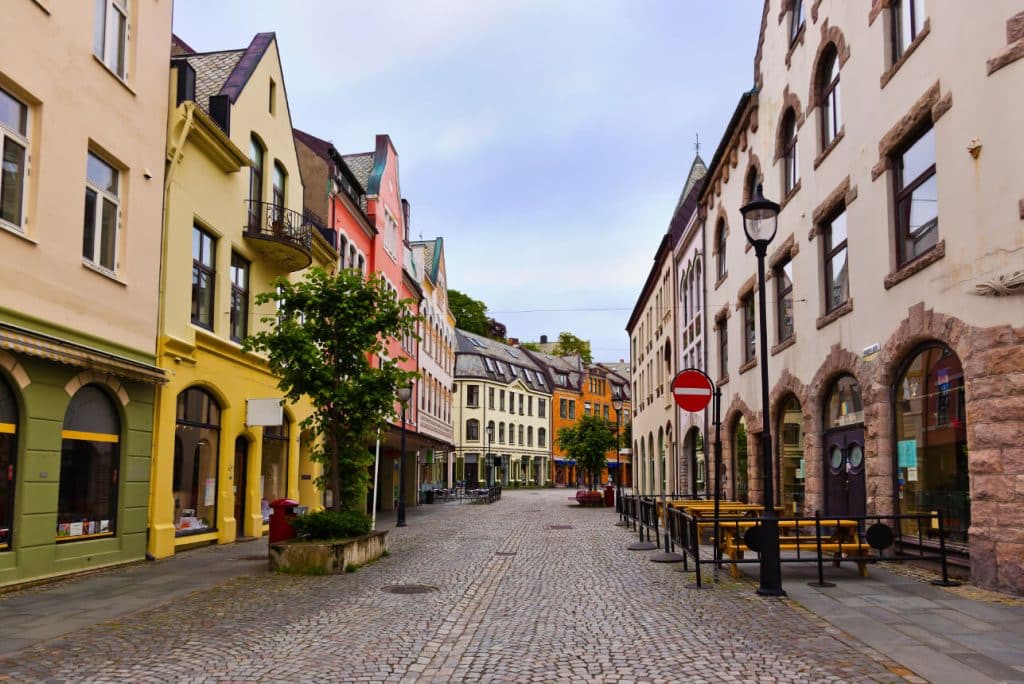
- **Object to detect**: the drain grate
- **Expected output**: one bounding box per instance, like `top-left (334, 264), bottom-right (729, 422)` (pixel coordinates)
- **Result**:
top-left (547, 524), bottom-right (574, 530)
top-left (381, 584), bottom-right (438, 595)
top-left (495, 551), bottom-right (517, 557)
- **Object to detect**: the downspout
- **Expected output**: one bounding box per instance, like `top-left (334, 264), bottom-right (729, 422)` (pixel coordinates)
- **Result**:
top-left (701, 219), bottom-right (710, 496)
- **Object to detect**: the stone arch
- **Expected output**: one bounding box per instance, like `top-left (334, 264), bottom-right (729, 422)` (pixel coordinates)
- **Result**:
top-left (722, 394), bottom-right (758, 502)
top-left (741, 153), bottom-right (764, 205)
top-left (808, 20), bottom-right (851, 111)
top-left (775, 102), bottom-right (802, 164)
top-left (177, 380), bottom-right (233, 413)
top-left (64, 369), bottom-right (129, 407)
top-left (0, 350), bottom-right (30, 390)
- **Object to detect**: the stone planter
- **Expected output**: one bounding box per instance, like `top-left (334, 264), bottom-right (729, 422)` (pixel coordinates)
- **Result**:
top-left (269, 530), bottom-right (388, 574)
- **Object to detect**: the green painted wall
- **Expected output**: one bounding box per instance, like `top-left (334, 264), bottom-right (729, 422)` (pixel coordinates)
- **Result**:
top-left (0, 353), bottom-right (154, 587)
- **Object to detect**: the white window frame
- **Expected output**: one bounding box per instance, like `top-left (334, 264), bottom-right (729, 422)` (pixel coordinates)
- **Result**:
top-left (83, 151), bottom-right (120, 274)
top-left (94, 0), bottom-right (129, 80)
top-left (0, 87), bottom-right (29, 233)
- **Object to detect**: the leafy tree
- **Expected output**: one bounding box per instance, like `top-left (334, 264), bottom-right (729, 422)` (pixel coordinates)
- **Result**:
top-left (519, 341), bottom-right (542, 352)
top-left (448, 288), bottom-right (490, 337)
top-left (557, 414), bottom-right (617, 490)
top-left (244, 268), bottom-right (419, 513)
top-left (553, 331), bottom-right (593, 364)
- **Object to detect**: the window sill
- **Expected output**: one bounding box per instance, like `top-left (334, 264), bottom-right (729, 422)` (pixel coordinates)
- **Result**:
top-left (92, 54), bottom-right (136, 96)
top-left (55, 532), bottom-right (115, 543)
top-left (881, 21), bottom-right (931, 89)
top-left (717, 374), bottom-right (729, 387)
top-left (0, 221), bottom-right (37, 245)
top-left (714, 272), bottom-right (728, 291)
top-left (884, 240), bottom-right (945, 290)
top-left (82, 259), bottom-right (127, 286)
top-left (780, 180), bottom-right (802, 211)
top-left (813, 127), bottom-right (845, 170)
top-left (816, 298), bottom-right (854, 330)
top-left (771, 336), bottom-right (797, 356)
top-left (738, 357), bottom-right (758, 375)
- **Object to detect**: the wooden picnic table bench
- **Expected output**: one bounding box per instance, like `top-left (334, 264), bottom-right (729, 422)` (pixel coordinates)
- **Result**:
top-left (715, 518), bottom-right (869, 578)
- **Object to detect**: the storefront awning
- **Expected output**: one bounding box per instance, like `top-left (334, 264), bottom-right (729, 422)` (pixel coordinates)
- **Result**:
top-left (0, 324), bottom-right (167, 385)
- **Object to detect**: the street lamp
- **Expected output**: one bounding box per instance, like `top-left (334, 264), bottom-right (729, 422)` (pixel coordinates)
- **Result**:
top-left (485, 422), bottom-right (495, 487)
top-left (740, 183), bottom-right (785, 597)
top-left (396, 383), bottom-right (413, 527)
top-left (612, 396), bottom-right (625, 517)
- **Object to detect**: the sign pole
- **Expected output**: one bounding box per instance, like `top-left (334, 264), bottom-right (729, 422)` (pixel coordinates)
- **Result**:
top-left (713, 386), bottom-right (722, 577)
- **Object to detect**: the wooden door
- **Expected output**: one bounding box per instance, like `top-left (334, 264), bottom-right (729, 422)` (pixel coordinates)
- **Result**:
top-left (823, 427), bottom-right (866, 518)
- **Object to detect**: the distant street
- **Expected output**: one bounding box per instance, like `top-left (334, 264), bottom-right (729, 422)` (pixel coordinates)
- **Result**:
top-left (0, 489), bottom-right (947, 682)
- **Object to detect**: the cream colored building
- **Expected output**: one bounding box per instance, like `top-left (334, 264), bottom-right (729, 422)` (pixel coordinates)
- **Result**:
top-left (453, 330), bottom-right (551, 487)
top-left (0, 0), bottom-right (171, 586)
top-left (701, 1), bottom-right (1024, 593)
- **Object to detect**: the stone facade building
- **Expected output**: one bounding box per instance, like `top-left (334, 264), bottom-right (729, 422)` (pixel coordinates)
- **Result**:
top-left (700, 0), bottom-right (1024, 593)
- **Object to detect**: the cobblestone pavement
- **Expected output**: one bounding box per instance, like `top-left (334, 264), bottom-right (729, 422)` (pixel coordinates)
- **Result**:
top-left (0, 490), bottom-right (917, 683)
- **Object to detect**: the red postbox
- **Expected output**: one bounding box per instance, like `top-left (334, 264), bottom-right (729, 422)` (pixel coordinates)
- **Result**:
top-left (603, 484), bottom-right (615, 507)
top-left (268, 498), bottom-right (299, 543)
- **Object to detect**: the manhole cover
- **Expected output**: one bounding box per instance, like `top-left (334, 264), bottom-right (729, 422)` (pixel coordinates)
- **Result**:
top-left (495, 551), bottom-right (517, 556)
top-left (381, 584), bottom-right (438, 595)
top-left (547, 524), bottom-right (573, 530)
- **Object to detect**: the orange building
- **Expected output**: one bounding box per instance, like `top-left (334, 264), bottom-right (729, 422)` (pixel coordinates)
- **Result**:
top-left (584, 365), bottom-right (633, 487)
top-left (526, 353), bottom-right (583, 486)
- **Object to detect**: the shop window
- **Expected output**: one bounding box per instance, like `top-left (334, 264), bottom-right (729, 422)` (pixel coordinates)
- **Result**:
top-left (58, 386), bottom-right (119, 541)
top-left (0, 375), bottom-right (17, 550)
top-left (732, 418), bottom-right (748, 502)
top-left (261, 422), bottom-right (289, 523)
top-left (778, 396), bottom-right (804, 514)
top-left (895, 344), bottom-right (968, 543)
top-left (174, 387), bottom-right (221, 535)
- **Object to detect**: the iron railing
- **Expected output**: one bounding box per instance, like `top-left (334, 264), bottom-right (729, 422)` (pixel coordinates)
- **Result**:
top-left (244, 200), bottom-right (313, 254)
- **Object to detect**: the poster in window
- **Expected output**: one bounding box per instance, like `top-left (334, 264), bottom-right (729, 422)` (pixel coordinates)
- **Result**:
top-left (204, 477), bottom-right (216, 506)
top-left (70, 522), bottom-right (83, 536)
top-left (897, 439), bottom-right (917, 468)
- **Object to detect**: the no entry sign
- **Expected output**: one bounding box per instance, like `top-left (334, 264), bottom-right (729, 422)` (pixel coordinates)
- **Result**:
top-left (671, 369), bottom-right (714, 412)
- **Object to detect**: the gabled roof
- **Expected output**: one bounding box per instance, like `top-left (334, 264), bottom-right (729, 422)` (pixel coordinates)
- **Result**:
top-left (523, 349), bottom-right (584, 393)
top-left (410, 237), bottom-right (443, 284)
top-left (171, 32), bottom-right (277, 116)
top-left (677, 155), bottom-right (707, 209)
top-left (293, 127), bottom-right (333, 163)
top-left (342, 152), bottom-right (374, 190)
top-left (454, 329), bottom-right (548, 392)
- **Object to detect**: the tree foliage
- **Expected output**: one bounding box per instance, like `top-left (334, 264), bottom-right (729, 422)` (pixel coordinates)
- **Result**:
top-left (553, 331), bottom-right (593, 365)
top-left (243, 268), bottom-right (419, 513)
top-left (447, 288), bottom-right (491, 338)
top-left (519, 341), bottom-right (542, 352)
top-left (556, 414), bottom-right (617, 490)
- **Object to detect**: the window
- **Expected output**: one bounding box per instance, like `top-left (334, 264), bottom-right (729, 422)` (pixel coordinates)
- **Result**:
top-left (776, 259), bottom-right (794, 342)
top-left (0, 376), bottom-right (18, 550)
top-left (603, 405), bottom-right (609, 420)
top-left (823, 207), bottom-right (849, 312)
top-left (559, 398), bottom-right (567, 418)
top-left (819, 46), bottom-right (842, 148)
top-left (781, 110), bottom-right (799, 196)
top-left (261, 422), bottom-right (289, 522)
top-left (94, 0), bottom-right (128, 79)
top-left (528, 396), bottom-right (533, 416)
top-left (466, 385), bottom-right (479, 407)
top-left (519, 395), bottom-right (524, 415)
top-left (498, 422), bottom-right (505, 444)
top-left (268, 78), bottom-right (276, 114)
top-left (894, 126), bottom-right (938, 266)
top-left (58, 386), bottom-right (119, 541)
top-left (82, 152), bottom-right (120, 272)
top-left (584, 402), bottom-right (591, 416)
top-left (248, 137), bottom-right (264, 228)
top-left (527, 426), bottom-right (533, 447)
top-left (191, 226), bottom-right (216, 329)
top-left (568, 400), bottom-right (576, 420)
top-left (0, 88), bottom-right (29, 231)
top-left (509, 393), bottom-right (516, 414)
top-left (718, 323), bottom-right (729, 379)
top-left (715, 219), bottom-right (727, 280)
top-left (488, 387), bottom-right (495, 409)
top-left (272, 162), bottom-right (286, 220)
top-left (466, 419), bottom-right (480, 441)
top-left (742, 293), bottom-right (756, 364)
top-left (538, 398), bottom-right (546, 418)
top-left (229, 253), bottom-right (249, 341)
top-left (538, 427), bottom-right (547, 448)
top-left (789, 0), bottom-right (805, 45)
top-left (499, 390), bottom-right (505, 411)
top-left (518, 425), bottom-right (524, 446)
top-left (892, 0), bottom-right (926, 61)
top-left (174, 387), bottom-right (220, 535)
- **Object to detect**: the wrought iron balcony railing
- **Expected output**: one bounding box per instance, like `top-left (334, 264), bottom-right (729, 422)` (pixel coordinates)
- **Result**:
top-left (243, 200), bottom-right (313, 271)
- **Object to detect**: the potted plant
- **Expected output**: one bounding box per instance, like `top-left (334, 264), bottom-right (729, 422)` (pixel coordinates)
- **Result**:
top-left (268, 509), bottom-right (387, 574)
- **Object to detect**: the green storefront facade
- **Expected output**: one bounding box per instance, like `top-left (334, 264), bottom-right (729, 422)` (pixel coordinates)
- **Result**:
top-left (0, 312), bottom-right (162, 588)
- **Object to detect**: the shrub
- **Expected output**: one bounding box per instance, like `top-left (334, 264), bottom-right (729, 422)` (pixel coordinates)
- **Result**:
top-left (291, 509), bottom-right (372, 540)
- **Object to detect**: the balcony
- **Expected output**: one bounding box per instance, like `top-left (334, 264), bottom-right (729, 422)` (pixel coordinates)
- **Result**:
top-left (243, 200), bottom-right (313, 272)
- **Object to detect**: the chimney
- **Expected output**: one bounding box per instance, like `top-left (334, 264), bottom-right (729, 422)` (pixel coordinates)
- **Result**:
top-left (175, 61), bottom-right (196, 106)
top-left (540, 334), bottom-right (548, 344)
top-left (508, 337), bottom-right (520, 346)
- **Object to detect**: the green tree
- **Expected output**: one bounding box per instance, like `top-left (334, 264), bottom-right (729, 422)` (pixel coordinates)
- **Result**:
top-left (557, 414), bottom-right (617, 490)
top-left (448, 288), bottom-right (491, 337)
top-left (519, 341), bottom-right (542, 352)
top-left (553, 331), bottom-right (593, 364)
top-left (243, 268), bottom-right (419, 513)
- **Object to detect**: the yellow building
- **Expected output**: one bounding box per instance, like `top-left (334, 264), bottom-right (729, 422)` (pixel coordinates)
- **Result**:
top-left (149, 34), bottom-right (336, 559)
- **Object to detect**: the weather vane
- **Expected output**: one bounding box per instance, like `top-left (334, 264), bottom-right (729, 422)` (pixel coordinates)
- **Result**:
top-left (694, 133), bottom-right (701, 156)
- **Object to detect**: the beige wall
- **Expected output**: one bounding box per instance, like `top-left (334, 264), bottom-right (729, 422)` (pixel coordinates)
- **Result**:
top-left (0, 0), bottom-right (171, 356)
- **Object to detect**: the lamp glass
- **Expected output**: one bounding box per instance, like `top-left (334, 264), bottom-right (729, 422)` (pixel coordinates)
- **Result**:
top-left (612, 398), bottom-right (624, 411)
top-left (397, 385), bottom-right (413, 402)
top-left (740, 183), bottom-right (780, 246)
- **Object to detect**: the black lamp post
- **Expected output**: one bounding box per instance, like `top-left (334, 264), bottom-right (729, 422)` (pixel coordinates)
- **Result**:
top-left (396, 383), bottom-right (413, 527)
top-left (740, 183), bottom-right (785, 596)
top-left (612, 396), bottom-right (624, 503)
top-left (485, 422), bottom-right (494, 487)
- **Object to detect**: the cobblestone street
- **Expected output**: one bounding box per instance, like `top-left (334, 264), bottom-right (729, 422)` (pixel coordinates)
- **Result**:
top-left (0, 489), bottom-right (957, 682)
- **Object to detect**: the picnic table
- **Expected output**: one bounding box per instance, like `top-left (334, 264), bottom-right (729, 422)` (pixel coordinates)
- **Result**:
top-left (714, 517), bottom-right (868, 578)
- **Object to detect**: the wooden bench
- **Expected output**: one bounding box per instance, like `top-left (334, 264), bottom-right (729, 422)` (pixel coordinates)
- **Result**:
top-left (716, 519), bottom-right (869, 578)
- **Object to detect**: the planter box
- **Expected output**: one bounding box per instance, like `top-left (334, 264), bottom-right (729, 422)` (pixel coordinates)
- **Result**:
top-left (269, 530), bottom-right (388, 574)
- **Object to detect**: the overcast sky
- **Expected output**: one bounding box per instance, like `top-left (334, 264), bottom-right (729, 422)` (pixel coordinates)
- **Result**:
top-left (173, 1), bottom-right (763, 362)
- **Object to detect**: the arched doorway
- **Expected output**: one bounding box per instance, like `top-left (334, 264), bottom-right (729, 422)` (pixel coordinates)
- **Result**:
top-left (732, 417), bottom-right (748, 502)
top-left (685, 427), bottom-right (704, 497)
top-left (777, 395), bottom-right (804, 515)
top-left (894, 344), bottom-right (968, 543)
top-left (174, 387), bottom-right (221, 535)
top-left (823, 375), bottom-right (866, 518)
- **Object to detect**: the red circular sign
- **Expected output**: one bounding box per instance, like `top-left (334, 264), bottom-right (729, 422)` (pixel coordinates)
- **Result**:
top-left (671, 369), bottom-right (714, 412)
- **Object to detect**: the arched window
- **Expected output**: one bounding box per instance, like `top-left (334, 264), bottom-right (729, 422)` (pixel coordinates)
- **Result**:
top-left (58, 385), bottom-right (120, 540)
top-left (780, 109), bottom-right (799, 195)
top-left (744, 166), bottom-right (758, 204)
top-left (732, 417), bottom-right (749, 502)
top-left (466, 418), bottom-right (480, 441)
top-left (818, 45), bottom-right (841, 148)
top-left (261, 421), bottom-right (289, 522)
top-left (248, 137), bottom-right (264, 229)
top-left (518, 424), bottom-right (524, 445)
top-left (527, 426), bottom-right (533, 447)
top-left (895, 344), bottom-right (968, 542)
top-left (694, 261), bottom-right (702, 312)
top-left (681, 273), bottom-right (689, 321)
top-left (272, 162), bottom-right (287, 220)
top-left (825, 376), bottom-right (863, 429)
top-left (778, 396), bottom-right (804, 514)
top-left (486, 420), bottom-right (495, 443)
top-left (716, 219), bottom-right (727, 280)
top-left (538, 427), bottom-right (547, 448)
top-left (0, 375), bottom-right (18, 550)
top-left (498, 422), bottom-right (505, 444)
top-left (174, 387), bottom-right (221, 535)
